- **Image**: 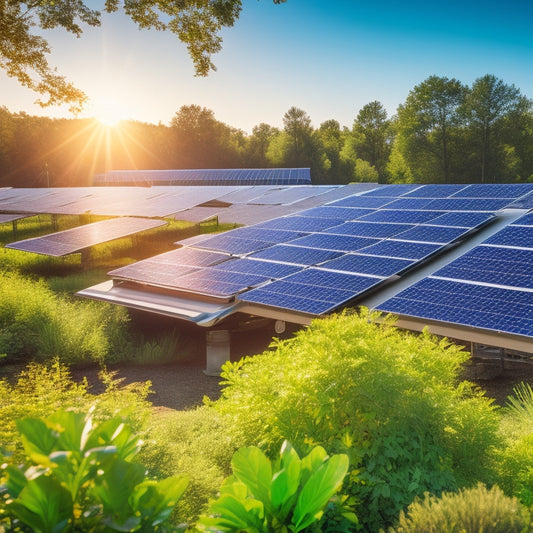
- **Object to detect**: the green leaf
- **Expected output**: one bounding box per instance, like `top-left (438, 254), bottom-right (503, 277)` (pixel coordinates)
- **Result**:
top-left (2, 464), bottom-right (29, 499)
top-left (8, 475), bottom-right (72, 533)
top-left (204, 494), bottom-right (265, 531)
top-left (292, 454), bottom-right (349, 532)
top-left (300, 445), bottom-right (327, 486)
top-left (47, 410), bottom-right (87, 455)
top-left (231, 446), bottom-right (273, 512)
top-left (16, 418), bottom-right (57, 459)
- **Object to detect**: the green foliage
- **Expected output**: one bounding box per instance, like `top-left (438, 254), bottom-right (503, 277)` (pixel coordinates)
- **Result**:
top-left (140, 407), bottom-right (234, 525)
top-left (198, 440), bottom-right (351, 532)
top-left (0, 360), bottom-right (152, 463)
top-left (1, 409), bottom-right (188, 532)
top-left (390, 483), bottom-right (532, 533)
top-left (0, 271), bottom-right (131, 363)
top-left (494, 383), bottom-right (533, 506)
top-left (213, 310), bottom-right (501, 531)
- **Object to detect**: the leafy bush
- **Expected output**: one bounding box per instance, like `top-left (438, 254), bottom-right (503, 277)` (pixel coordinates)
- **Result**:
top-left (197, 440), bottom-right (351, 532)
top-left (213, 310), bottom-right (501, 531)
top-left (390, 483), bottom-right (531, 533)
top-left (0, 360), bottom-right (152, 463)
top-left (0, 271), bottom-right (131, 363)
top-left (1, 409), bottom-right (188, 532)
top-left (141, 407), bottom-right (234, 524)
top-left (494, 382), bottom-right (533, 506)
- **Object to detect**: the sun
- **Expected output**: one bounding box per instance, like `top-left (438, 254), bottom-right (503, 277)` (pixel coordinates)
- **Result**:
top-left (90, 97), bottom-right (130, 127)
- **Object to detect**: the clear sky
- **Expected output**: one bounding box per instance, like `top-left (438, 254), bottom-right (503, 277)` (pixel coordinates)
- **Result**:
top-left (2, 0), bottom-right (533, 133)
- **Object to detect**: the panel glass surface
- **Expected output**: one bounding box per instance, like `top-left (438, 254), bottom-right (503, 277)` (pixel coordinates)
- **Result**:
top-left (451, 183), bottom-right (533, 199)
top-left (424, 198), bottom-right (512, 211)
top-left (254, 216), bottom-right (346, 232)
top-left (327, 195), bottom-right (392, 208)
top-left (376, 278), bottom-right (533, 338)
top-left (423, 211), bottom-right (495, 228)
top-left (320, 253), bottom-right (414, 277)
top-left (511, 213), bottom-right (533, 227)
top-left (358, 209), bottom-right (444, 224)
top-left (379, 198), bottom-right (434, 210)
top-left (356, 240), bottom-right (442, 260)
top-left (323, 221), bottom-right (414, 238)
top-left (394, 225), bottom-right (470, 243)
top-left (360, 184), bottom-right (422, 197)
top-left (402, 184), bottom-right (469, 198)
top-left (249, 244), bottom-right (343, 265)
top-left (294, 206), bottom-right (373, 220)
top-left (210, 257), bottom-right (302, 278)
top-left (286, 233), bottom-right (380, 252)
top-left (282, 267), bottom-right (382, 292)
top-left (483, 225), bottom-right (533, 249)
top-left (194, 234), bottom-right (274, 255)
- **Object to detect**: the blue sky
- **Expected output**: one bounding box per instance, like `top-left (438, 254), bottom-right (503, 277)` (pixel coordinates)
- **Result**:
top-left (2, 0), bottom-right (533, 132)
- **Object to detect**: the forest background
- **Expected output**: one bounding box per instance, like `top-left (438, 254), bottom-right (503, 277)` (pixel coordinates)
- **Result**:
top-left (1, 73), bottom-right (533, 188)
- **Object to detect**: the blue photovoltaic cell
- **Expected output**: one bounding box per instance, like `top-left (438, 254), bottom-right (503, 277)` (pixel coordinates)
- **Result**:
top-left (226, 227), bottom-right (308, 243)
top-left (249, 244), bottom-right (342, 265)
top-left (283, 267), bottom-right (382, 293)
top-left (435, 246), bottom-right (533, 289)
top-left (255, 216), bottom-right (346, 232)
top-left (108, 262), bottom-right (198, 286)
top-left (287, 233), bottom-right (380, 252)
top-left (394, 225), bottom-right (470, 244)
top-left (239, 287), bottom-right (343, 315)
top-left (357, 240), bottom-right (442, 260)
top-left (210, 257), bottom-right (302, 278)
top-left (327, 195), bottom-right (393, 208)
top-left (174, 269), bottom-right (269, 297)
top-left (509, 192), bottom-right (533, 209)
top-left (294, 206), bottom-right (373, 220)
top-left (361, 184), bottom-right (422, 197)
top-left (194, 234), bottom-right (273, 254)
top-left (376, 277), bottom-right (533, 338)
top-left (247, 279), bottom-right (356, 303)
top-left (321, 253), bottom-right (414, 277)
top-left (358, 210), bottom-right (444, 224)
top-left (424, 198), bottom-right (511, 211)
top-left (423, 211), bottom-right (494, 228)
top-left (512, 213), bottom-right (533, 227)
top-left (483, 225), bottom-right (533, 249)
top-left (379, 198), bottom-right (434, 210)
top-left (149, 247), bottom-right (229, 267)
top-left (323, 221), bottom-right (413, 238)
top-left (402, 184), bottom-right (469, 198)
top-left (451, 183), bottom-right (533, 199)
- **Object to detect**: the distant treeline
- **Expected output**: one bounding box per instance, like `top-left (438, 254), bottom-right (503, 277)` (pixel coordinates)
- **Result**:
top-left (2, 74), bottom-right (533, 187)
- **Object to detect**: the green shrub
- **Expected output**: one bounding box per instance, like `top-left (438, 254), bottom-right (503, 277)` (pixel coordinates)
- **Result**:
top-left (0, 271), bottom-right (131, 363)
top-left (140, 407), bottom-right (235, 525)
top-left (494, 383), bottom-right (533, 506)
top-left (212, 310), bottom-right (501, 531)
top-left (0, 360), bottom-right (152, 463)
top-left (1, 409), bottom-right (188, 532)
top-left (390, 483), bottom-right (531, 533)
top-left (197, 440), bottom-right (351, 532)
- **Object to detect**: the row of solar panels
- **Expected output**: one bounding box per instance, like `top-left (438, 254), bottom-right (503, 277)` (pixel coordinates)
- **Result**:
top-left (93, 168), bottom-right (312, 186)
top-left (103, 183), bottom-right (533, 343)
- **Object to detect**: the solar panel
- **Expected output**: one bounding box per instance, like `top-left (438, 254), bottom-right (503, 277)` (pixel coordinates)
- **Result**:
top-left (483, 225), bottom-right (533, 249)
top-left (435, 246), bottom-right (533, 289)
top-left (320, 253), bottom-right (414, 277)
top-left (254, 216), bottom-right (346, 232)
top-left (361, 184), bottom-right (422, 197)
top-left (294, 206), bottom-right (373, 220)
top-left (327, 195), bottom-right (392, 208)
top-left (108, 262), bottom-right (199, 286)
top-left (0, 214), bottom-right (29, 223)
top-left (379, 198), bottom-right (434, 210)
top-left (286, 233), bottom-right (380, 252)
top-left (377, 278), bottom-right (533, 338)
top-left (402, 184), bottom-right (469, 198)
top-left (6, 217), bottom-right (167, 257)
top-left (356, 240), bottom-right (442, 260)
top-left (451, 183), bottom-right (533, 199)
top-left (224, 227), bottom-right (308, 243)
top-left (511, 213), bottom-right (533, 227)
top-left (424, 198), bottom-right (512, 211)
top-left (249, 244), bottom-right (343, 266)
top-left (144, 247), bottom-right (230, 267)
top-left (423, 211), bottom-right (495, 228)
top-left (193, 234), bottom-right (274, 255)
top-left (210, 257), bottom-right (302, 278)
top-left (394, 225), bottom-right (471, 244)
top-left (358, 210), bottom-right (444, 224)
top-left (323, 221), bottom-right (414, 238)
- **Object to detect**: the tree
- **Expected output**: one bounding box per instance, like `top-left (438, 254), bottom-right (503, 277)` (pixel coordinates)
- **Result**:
top-left (353, 101), bottom-right (391, 181)
top-left (245, 123), bottom-right (279, 167)
top-left (313, 119), bottom-right (345, 183)
top-left (397, 76), bottom-right (466, 183)
top-left (0, 1), bottom-right (286, 112)
top-left (461, 74), bottom-right (532, 182)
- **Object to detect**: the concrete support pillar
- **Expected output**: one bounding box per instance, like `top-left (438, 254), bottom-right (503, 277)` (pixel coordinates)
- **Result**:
top-left (205, 329), bottom-right (231, 376)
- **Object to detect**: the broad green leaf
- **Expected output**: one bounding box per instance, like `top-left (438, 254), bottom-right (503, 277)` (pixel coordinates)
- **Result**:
top-left (231, 446), bottom-right (273, 512)
top-left (300, 445), bottom-right (327, 486)
top-left (270, 459), bottom-right (301, 518)
top-left (2, 464), bottom-right (28, 498)
top-left (47, 410), bottom-right (87, 455)
top-left (292, 454), bottom-right (349, 532)
top-left (204, 494), bottom-right (265, 531)
top-left (9, 475), bottom-right (72, 533)
top-left (16, 418), bottom-right (57, 458)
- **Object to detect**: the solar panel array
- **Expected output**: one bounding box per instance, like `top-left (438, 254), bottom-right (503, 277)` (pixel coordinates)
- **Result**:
top-left (377, 210), bottom-right (533, 338)
top-left (106, 183), bottom-right (533, 316)
top-left (6, 217), bottom-right (167, 257)
top-left (93, 168), bottom-right (312, 186)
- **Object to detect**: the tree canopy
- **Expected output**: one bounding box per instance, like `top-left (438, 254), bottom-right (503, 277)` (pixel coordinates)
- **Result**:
top-left (0, 0), bottom-right (286, 112)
